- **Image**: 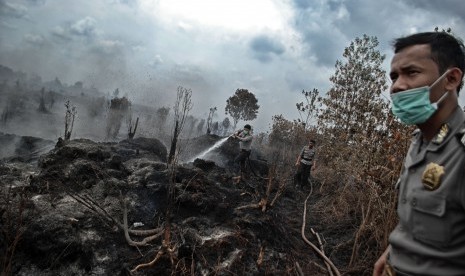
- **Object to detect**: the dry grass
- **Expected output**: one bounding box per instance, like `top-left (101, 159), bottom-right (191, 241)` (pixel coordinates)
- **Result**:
top-left (1, 185), bottom-right (28, 275)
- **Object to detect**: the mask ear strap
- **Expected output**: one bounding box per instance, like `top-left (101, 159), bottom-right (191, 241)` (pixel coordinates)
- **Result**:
top-left (432, 91), bottom-right (448, 109)
top-left (431, 69), bottom-right (451, 88)
top-left (437, 91), bottom-right (448, 104)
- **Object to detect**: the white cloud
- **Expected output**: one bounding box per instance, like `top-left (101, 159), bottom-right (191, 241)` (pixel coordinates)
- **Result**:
top-left (1, 0), bottom-right (465, 133)
top-left (51, 26), bottom-right (70, 40)
top-left (149, 54), bottom-right (163, 67)
top-left (24, 33), bottom-right (44, 44)
top-left (70, 16), bottom-right (98, 37)
top-left (0, 1), bottom-right (28, 18)
top-left (177, 21), bottom-right (193, 32)
top-left (142, 0), bottom-right (291, 32)
top-left (131, 45), bottom-right (145, 52)
top-left (98, 39), bottom-right (123, 51)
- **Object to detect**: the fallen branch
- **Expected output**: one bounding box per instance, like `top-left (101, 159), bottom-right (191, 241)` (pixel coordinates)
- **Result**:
top-left (256, 245), bottom-right (265, 267)
top-left (295, 261), bottom-right (304, 276)
top-left (130, 239), bottom-right (177, 273)
top-left (310, 260), bottom-right (330, 274)
top-left (301, 189), bottom-right (341, 276)
top-left (122, 198), bottom-right (163, 247)
top-left (69, 191), bottom-right (162, 236)
top-left (269, 177), bottom-right (287, 207)
top-left (68, 192), bottom-right (120, 227)
top-left (311, 228), bottom-right (333, 276)
top-left (262, 173), bottom-right (273, 211)
top-left (235, 198), bottom-right (267, 211)
top-left (236, 172), bottom-right (276, 212)
top-left (131, 246), bottom-right (165, 273)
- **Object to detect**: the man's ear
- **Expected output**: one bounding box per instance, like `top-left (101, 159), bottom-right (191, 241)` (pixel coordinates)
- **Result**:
top-left (445, 67), bottom-right (463, 92)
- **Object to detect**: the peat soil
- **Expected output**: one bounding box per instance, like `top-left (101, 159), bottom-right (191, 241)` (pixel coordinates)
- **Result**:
top-left (0, 133), bottom-right (358, 276)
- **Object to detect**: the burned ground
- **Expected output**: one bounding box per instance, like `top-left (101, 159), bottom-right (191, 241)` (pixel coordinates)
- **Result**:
top-left (0, 134), bottom-right (360, 275)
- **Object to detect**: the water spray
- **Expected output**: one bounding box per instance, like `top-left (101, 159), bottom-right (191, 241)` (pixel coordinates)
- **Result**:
top-left (188, 136), bottom-right (230, 163)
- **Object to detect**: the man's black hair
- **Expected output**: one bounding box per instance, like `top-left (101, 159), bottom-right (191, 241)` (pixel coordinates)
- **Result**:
top-left (393, 31), bottom-right (465, 92)
top-left (244, 124), bottom-right (251, 130)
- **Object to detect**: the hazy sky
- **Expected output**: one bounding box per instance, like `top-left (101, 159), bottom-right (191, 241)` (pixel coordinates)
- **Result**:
top-left (1, 0), bottom-right (465, 132)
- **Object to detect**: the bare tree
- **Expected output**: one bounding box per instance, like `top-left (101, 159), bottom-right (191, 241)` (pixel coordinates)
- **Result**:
top-left (167, 86), bottom-right (193, 165)
top-left (127, 116), bottom-right (139, 140)
top-left (38, 87), bottom-right (48, 113)
top-left (147, 86), bottom-right (193, 273)
top-left (64, 100), bottom-right (77, 141)
top-left (296, 89), bottom-right (320, 130)
top-left (206, 107), bottom-right (217, 134)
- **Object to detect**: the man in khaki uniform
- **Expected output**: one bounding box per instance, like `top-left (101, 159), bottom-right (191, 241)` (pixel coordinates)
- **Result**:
top-left (373, 32), bottom-right (465, 276)
top-left (295, 139), bottom-right (316, 189)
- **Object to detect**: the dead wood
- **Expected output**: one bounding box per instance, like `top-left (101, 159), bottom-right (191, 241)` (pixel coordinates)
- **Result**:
top-left (70, 192), bottom-right (162, 236)
top-left (295, 261), bottom-right (304, 276)
top-left (311, 228), bottom-right (333, 276)
top-left (256, 245), bottom-right (264, 267)
top-left (122, 198), bottom-right (163, 247)
top-left (301, 188), bottom-right (341, 276)
top-left (235, 198), bottom-right (267, 212)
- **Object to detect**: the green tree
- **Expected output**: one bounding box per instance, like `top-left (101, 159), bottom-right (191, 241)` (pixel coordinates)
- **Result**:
top-left (318, 34), bottom-right (388, 150)
top-left (316, 34), bottom-right (407, 269)
top-left (225, 88), bottom-right (259, 130)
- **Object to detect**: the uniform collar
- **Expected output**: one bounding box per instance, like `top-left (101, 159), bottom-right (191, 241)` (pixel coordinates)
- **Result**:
top-left (406, 106), bottom-right (465, 168)
top-left (417, 106), bottom-right (465, 150)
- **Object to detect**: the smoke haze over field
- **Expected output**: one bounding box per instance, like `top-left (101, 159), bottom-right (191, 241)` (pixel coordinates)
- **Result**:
top-left (1, 0), bottom-right (465, 132)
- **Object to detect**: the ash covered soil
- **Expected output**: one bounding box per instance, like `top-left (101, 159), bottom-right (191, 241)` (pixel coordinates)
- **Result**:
top-left (0, 133), bottom-right (356, 275)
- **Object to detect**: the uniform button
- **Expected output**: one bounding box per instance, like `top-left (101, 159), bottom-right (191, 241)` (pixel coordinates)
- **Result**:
top-left (412, 198), bottom-right (417, 206)
top-left (409, 168), bottom-right (416, 173)
top-left (401, 198), bottom-right (407, 204)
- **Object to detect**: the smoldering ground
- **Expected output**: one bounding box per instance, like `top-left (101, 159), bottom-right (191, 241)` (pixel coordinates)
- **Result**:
top-left (0, 65), bottom-right (355, 275)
